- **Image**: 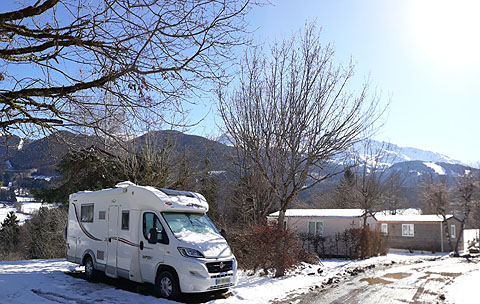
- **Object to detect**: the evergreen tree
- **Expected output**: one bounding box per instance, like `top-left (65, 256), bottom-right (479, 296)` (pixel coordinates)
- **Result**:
top-left (0, 211), bottom-right (20, 256)
top-left (23, 207), bottom-right (67, 259)
top-left (0, 188), bottom-right (16, 202)
top-left (33, 146), bottom-right (124, 205)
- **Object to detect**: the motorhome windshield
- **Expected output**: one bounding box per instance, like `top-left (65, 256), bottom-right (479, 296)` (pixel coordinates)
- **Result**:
top-left (162, 212), bottom-right (219, 235)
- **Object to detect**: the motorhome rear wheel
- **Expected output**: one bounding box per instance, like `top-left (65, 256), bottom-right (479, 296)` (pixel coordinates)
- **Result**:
top-left (84, 256), bottom-right (96, 281)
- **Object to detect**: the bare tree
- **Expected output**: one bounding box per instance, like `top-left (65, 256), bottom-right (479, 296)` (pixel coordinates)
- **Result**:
top-left (119, 132), bottom-right (198, 189)
top-left (381, 172), bottom-right (408, 214)
top-left (230, 161), bottom-right (277, 226)
top-left (421, 176), bottom-right (454, 252)
top-left (345, 140), bottom-right (396, 227)
top-left (454, 172), bottom-right (479, 253)
top-left (0, 0), bottom-right (252, 137)
top-left (334, 168), bottom-right (358, 208)
top-left (333, 140), bottom-right (398, 258)
top-left (219, 24), bottom-right (382, 226)
top-left (218, 24), bottom-right (383, 275)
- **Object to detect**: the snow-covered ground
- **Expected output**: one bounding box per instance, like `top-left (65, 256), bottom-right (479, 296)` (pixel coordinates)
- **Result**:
top-left (0, 205), bottom-right (30, 224)
top-left (0, 200), bottom-right (58, 225)
top-left (298, 253), bottom-right (480, 304)
top-left (15, 196), bottom-right (36, 203)
top-left (463, 229), bottom-right (479, 247)
top-left (1, 251), bottom-right (477, 304)
top-left (0, 259), bottom-right (172, 304)
top-left (19, 202), bottom-right (53, 214)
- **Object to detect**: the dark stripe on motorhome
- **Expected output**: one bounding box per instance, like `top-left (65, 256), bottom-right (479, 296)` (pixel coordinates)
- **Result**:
top-left (72, 203), bottom-right (102, 241)
top-left (116, 237), bottom-right (139, 248)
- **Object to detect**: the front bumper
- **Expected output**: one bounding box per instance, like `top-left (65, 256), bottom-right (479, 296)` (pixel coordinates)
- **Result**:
top-left (175, 256), bottom-right (237, 293)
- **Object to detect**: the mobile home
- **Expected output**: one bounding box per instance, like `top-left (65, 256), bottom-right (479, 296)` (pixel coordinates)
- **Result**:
top-left (375, 214), bottom-right (464, 252)
top-left (66, 181), bottom-right (236, 299)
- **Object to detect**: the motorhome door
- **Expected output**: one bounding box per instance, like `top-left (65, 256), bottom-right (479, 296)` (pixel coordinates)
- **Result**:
top-left (106, 205), bottom-right (119, 277)
top-left (138, 211), bottom-right (167, 283)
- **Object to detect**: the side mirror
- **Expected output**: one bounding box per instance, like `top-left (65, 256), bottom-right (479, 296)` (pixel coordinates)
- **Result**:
top-left (220, 228), bottom-right (227, 239)
top-left (148, 227), bottom-right (158, 244)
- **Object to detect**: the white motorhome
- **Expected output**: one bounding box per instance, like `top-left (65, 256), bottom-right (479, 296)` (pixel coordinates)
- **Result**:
top-left (66, 181), bottom-right (236, 299)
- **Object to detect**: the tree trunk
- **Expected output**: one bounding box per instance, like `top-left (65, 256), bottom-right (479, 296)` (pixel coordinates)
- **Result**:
top-left (274, 207), bottom-right (287, 277)
top-left (454, 221), bottom-right (465, 255)
top-left (277, 209), bottom-right (286, 230)
top-left (443, 220), bottom-right (453, 252)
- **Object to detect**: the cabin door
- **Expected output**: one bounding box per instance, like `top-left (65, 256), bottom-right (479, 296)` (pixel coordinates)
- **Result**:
top-left (106, 205), bottom-right (119, 277)
top-left (138, 211), bottom-right (166, 283)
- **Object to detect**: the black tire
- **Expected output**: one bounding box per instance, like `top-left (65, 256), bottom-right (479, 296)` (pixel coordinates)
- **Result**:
top-left (155, 270), bottom-right (180, 300)
top-left (84, 255), bottom-right (96, 281)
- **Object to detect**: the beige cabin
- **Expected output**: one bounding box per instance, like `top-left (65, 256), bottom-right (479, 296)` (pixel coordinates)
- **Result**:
top-left (267, 209), bottom-right (377, 237)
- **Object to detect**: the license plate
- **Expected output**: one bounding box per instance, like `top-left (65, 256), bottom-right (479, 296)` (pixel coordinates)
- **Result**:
top-left (215, 277), bottom-right (231, 285)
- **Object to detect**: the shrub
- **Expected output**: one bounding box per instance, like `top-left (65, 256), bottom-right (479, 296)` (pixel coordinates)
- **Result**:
top-left (300, 227), bottom-right (388, 259)
top-left (226, 225), bottom-right (317, 276)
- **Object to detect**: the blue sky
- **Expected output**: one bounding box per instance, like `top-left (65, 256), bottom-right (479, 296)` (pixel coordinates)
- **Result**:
top-left (3, 1), bottom-right (478, 164)
top-left (192, 0), bottom-right (480, 165)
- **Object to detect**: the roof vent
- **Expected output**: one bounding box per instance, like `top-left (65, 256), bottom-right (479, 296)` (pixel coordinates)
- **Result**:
top-left (116, 181), bottom-right (136, 188)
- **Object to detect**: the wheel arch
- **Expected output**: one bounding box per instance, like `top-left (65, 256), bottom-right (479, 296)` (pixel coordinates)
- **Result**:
top-left (156, 264), bottom-right (181, 291)
top-left (81, 249), bottom-right (97, 266)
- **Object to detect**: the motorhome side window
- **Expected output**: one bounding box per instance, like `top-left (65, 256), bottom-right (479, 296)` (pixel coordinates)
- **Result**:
top-left (80, 204), bottom-right (94, 222)
top-left (143, 212), bottom-right (164, 242)
top-left (121, 211), bottom-right (129, 230)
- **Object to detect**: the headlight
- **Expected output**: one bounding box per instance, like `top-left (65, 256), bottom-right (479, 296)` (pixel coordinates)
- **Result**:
top-left (178, 247), bottom-right (205, 258)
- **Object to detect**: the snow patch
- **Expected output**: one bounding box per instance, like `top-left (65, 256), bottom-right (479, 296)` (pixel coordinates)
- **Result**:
top-left (423, 162), bottom-right (446, 175)
top-left (401, 154), bottom-right (411, 161)
top-left (31, 175), bottom-right (55, 181)
top-left (15, 196), bottom-right (35, 202)
top-left (269, 209), bottom-right (366, 218)
top-left (175, 230), bottom-right (231, 258)
top-left (0, 206), bottom-right (30, 225)
top-left (376, 214), bottom-right (451, 223)
top-left (378, 208), bottom-right (422, 216)
top-left (17, 138), bottom-right (24, 150)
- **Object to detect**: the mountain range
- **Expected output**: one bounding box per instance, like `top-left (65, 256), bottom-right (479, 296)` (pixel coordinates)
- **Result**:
top-left (0, 131), bottom-right (476, 188)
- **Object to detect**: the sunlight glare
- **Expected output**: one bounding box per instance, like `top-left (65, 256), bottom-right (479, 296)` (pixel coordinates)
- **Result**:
top-left (410, 0), bottom-right (480, 67)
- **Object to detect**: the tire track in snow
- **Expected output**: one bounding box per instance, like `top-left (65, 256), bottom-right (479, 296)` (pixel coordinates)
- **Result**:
top-left (31, 289), bottom-right (93, 304)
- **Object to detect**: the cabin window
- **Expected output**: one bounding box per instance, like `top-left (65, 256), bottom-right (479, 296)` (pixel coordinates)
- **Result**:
top-left (80, 204), bottom-right (94, 222)
top-left (121, 211), bottom-right (129, 230)
top-left (402, 224), bottom-right (414, 237)
top-left (381, 223), bottom-right (388, 235)
top-left (143, 212), bottom-right (167, 244)
top-left (451, 225), bottom-right (456, 239)
top-left (308, 221), bottom-right (323, 236)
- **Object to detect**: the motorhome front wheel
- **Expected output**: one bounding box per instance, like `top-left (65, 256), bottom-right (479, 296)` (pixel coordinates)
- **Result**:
top-left (155, 270), bottom-right (180, 299)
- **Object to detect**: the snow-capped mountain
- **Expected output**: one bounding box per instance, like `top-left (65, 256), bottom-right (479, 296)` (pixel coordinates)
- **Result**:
top-left (352, 140), bottom-right (465, 167)
top-left (345, 140), bottom-right (475, 187)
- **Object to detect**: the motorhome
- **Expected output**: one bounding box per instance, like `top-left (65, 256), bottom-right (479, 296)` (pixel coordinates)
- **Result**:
top-left (66, 181), bottom-right (236, 299)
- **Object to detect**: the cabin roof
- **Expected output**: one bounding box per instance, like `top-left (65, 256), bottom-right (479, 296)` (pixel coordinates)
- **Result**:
top-left (375, 214), bottom-right (453, 223)
top-left (268, 209), bottom-right (366, 218)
